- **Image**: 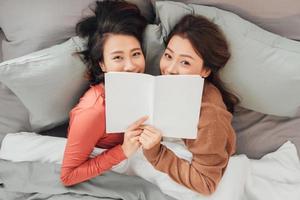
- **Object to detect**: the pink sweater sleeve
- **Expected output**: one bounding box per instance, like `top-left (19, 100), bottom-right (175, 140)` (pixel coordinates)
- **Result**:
top-left (60, 92), bottom-right (126, 186)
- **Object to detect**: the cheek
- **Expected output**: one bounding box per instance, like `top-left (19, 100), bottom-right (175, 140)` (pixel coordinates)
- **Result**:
top-left (159, 57), bottom-right (167, 74)
top-left (197, 65), bottom-right (207, 76)
top-left (182, 63), bottom-right (204, 75)
top-left (135, 56), bottom-right (146, 72)
top-left (190, 66), bottom-right (203, 75)
top-left (102, 55), bottom-right (113, 71)
top-left (103, 60), bottom-right (124, 72)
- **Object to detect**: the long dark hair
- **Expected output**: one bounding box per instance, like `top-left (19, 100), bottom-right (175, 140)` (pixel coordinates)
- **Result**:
top-left (166, 15), bottom-right (239, 113)
top-left (76, 0), bottom-right (147, 85)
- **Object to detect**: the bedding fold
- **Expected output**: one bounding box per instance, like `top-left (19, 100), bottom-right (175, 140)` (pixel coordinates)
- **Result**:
top-left (0, 159), bottom-right (175, 200)
top-left (1, 133), bottom-right (300, 200)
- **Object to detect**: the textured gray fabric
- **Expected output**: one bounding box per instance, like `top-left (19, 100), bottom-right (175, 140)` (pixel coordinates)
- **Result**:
top-left (0, 159), bottom-right (176, 200)
top-left (145, 1), bottom-right (300, 117)
top-left (151, 0), bottom-right (300, 41)
top-left (144, 24), bottom-right (164, 76)
top-left (0, 83), bottom-right (31, 135)
top-left (0, 132), bottom-right (6, 149)
top-left (233, 107), bottom-right (300, 159)
top-left (0, 28), bottom-right (3, 62)
top-left (0, 0), bottom-right (154, 61)
top-left (0, 191), bottom-right (114, 200)
top-left (0, 0), bottom-right (93, 60)
top-left (39, 123), bottom-right (68, 138)
top-left (0, 37), bottom-right (89, 132)
top-left (0, 26), bottom-right (30, 141)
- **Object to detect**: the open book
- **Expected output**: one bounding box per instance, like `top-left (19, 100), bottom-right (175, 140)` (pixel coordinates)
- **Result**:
top-left (105, 72), bottom-right (204, 139)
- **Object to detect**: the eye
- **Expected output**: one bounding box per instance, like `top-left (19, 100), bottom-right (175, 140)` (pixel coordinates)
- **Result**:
top-left (180, 60), bottom-right (190, 66)
top-left (164, 53), bottom-right (172, 60)
top-left (112, 56), bottom-right (123, 61)
top-left (132, 51), bottom-right (142, 57)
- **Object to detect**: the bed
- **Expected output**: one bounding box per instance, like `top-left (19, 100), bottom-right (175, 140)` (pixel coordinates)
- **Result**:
top-left (1, 0), bottom-right (300, 200)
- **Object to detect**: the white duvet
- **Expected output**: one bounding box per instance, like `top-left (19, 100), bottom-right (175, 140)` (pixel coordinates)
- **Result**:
top-left (0, 132), bottom-right (300, 200)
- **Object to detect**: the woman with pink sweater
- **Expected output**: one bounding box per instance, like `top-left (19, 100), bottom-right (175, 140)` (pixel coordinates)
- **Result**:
top-left (60, 0), bottom-right (147, 186)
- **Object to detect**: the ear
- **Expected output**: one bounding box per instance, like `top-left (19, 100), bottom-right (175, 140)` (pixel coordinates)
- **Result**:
top-left (99, 62), bottom-right (106, 72)
top-left (200, 67), bottom-right (211, 78)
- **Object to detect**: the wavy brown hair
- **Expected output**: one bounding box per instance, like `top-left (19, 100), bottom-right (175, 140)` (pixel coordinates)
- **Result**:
top-left (166, 15), bottom-right (239, 113)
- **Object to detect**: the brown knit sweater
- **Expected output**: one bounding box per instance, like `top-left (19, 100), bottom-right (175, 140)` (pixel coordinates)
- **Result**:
top-left (143, 81), bottom-right (236, 195)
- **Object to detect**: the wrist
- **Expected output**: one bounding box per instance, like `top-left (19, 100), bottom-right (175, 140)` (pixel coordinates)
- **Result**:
top-left (121, 144), bottom-right (129, 158)
top-left (143, 141), bottom-right (161, 153)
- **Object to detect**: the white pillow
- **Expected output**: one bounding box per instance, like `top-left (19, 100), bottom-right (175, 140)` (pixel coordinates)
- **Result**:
top-left (0, 37), bottom-right (88, 131)
top-left (148, 1), bottom-right (300, 117)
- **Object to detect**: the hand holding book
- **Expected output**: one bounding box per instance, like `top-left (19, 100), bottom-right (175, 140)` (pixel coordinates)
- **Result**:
top-left (121, 116), bottom-right (148, 157)
top-left (139, 125), bottom-right (163, 150)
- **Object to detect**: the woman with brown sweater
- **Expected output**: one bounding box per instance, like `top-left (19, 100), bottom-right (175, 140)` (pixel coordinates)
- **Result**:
top-left (139, 15), bottom-right (239, 195)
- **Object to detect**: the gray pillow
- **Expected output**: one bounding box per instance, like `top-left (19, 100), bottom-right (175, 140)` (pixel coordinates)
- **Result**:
top-left (0, 37), bottom-right (88, 132)
top-left (0, 83), bottom-right (31, 149)
top-left (1, 29), bottom-right (31, 142)
top-left (0, 28), bottom-right (3, 62)
top-left (0, 40), bottom-right (2, 63)
top-left (0, 132), bottom-right (6, 149)
top-left (233, 107), bottom-right (300, 159)
top-left (145, 1), bottom-right (300, 117)
top-left (151, 0), bottom-right (300, 41)
top-left (0, 0), bottom-right (154, 61)
top-left (144, 24), bottom-right (164, 76)
top-left (0, 83), bottom-right (31, 134)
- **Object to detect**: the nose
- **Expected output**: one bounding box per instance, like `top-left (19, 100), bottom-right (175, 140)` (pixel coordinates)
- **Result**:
top-left (166, 61), bottom-right (179, 75)
top-left (124, 58), bottom-right (136, 72)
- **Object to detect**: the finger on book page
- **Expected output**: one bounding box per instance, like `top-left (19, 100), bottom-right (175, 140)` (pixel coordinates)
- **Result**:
top-left (140, 125), bottom-right (161, 133)
top-left (141, 129), bottom-right (154, 137)
top-left (127, 129), bottom-right (143, 137)
top-left (126, 116), bottom-right (148, 131)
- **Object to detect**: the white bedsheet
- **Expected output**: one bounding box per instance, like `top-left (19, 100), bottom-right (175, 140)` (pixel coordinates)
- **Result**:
top-left (1, 132), bottom-right (300, 200)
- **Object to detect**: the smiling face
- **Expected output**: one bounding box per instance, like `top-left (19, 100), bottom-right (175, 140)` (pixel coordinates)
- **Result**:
top-left (100, 34), bottom-right (145, 73)
top-left (160, 35), bottom-right (211, 77)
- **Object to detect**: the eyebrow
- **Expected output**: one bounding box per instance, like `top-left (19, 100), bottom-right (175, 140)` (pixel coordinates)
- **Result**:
top-left (130, 48), bottom-right (142, 52)
top-left (110, 48), bottom-right (142, 55)
top-left (166, 47), bottom-right (195, 60)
